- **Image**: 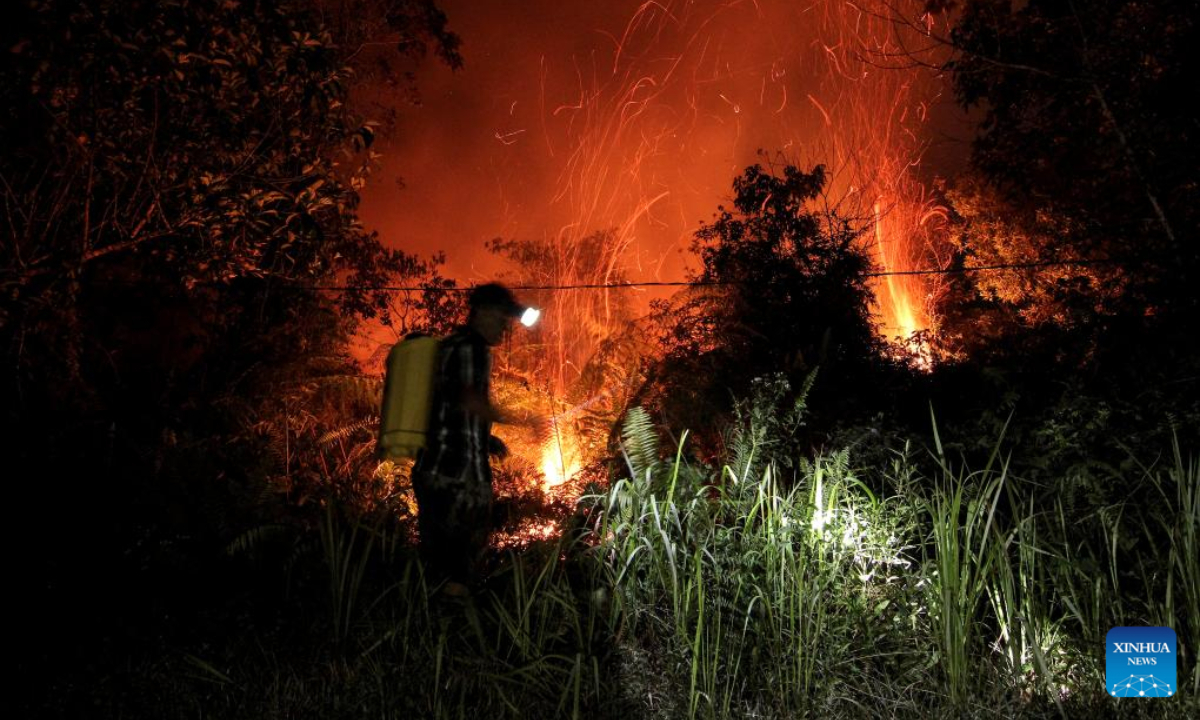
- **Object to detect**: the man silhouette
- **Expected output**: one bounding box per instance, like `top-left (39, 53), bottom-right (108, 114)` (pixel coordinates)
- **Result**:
top-left (411, 283), bottom-right (535, 596)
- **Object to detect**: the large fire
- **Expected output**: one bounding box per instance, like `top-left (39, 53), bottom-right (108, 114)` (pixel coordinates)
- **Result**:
top-left (362, 0), bottom-right (955, 349)
top-left (872, 191), bottom-right (948, 345)
top-left (363, 1), bottom-right (959, 532)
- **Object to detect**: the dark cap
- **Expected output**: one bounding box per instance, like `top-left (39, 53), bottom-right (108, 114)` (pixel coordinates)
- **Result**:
top-left (468, 282), bottom-right (524, 317)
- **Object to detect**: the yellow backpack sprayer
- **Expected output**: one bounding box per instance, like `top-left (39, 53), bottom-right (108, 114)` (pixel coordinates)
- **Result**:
top-left (376, 334), bottom-right (441, 460)
top-left (376, 290), bottom-right (540, 462)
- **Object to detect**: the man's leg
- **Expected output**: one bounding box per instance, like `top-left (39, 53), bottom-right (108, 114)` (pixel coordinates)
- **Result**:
top-left (412, 471), bottom-right (459, 587)
top-left (413, 470), bottom-right (488, 593)
top-left (456, 464), bottom-right (495, 587)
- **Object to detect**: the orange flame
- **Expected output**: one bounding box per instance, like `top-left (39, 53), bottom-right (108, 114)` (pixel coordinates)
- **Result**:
top-left (870, 189), bottom-right (947, 368)
top-left (540, 420), bottom-right (582, 493)
top-left (872, 199), bottom-right (927, 341)
top-left (493, 519), bottom-right (559, 549)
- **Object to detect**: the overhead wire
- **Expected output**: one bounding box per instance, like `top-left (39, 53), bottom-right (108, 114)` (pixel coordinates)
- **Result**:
top-left (301, 256), bottom-right (1123, 293)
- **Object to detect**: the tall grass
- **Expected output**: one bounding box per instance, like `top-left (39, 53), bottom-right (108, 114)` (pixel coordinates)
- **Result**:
top-left (115, 410), bottom-right (1197, 719)
top-left (1152, 436), bottom-right (1199, 696)
top-left (594, 427), bottom-right (925, 717)
top-left (318, 503), bottom-right (377, 644)
top-left (923, 412), bottom-right (1009, 707)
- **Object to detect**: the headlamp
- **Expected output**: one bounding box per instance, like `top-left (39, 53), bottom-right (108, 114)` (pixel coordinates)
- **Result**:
top-left (520, 307), bottom-right (541, 327)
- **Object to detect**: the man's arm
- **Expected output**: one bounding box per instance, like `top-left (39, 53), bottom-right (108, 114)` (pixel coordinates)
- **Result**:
top-left (451, 339), bottom-right (529, 426)
top-left (461, 388), bottom-right (504, 423)
top-left (462, 388), bottom-right (540, 428)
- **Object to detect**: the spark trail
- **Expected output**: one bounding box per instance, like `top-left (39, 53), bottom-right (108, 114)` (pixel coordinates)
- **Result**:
top-left (367, 1), bottom-right (958, 511)
top-left (504, 0), bottom-right (953, 490)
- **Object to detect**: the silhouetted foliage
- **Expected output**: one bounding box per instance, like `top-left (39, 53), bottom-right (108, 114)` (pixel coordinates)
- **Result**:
top-left (319, 0), bottom-right (462, 104)
top-left (0, 0), bottom-right (458, 698)
top-left (921, 2), bottom-right (1199, 454)
top-left (644, 163), bottom-right (885, 446)
top-left (946, 0), bottom-right (1198, 329)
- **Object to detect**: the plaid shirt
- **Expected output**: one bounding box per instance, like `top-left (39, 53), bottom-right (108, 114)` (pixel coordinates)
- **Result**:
top-left (413, 325), bottom-right (493, 485)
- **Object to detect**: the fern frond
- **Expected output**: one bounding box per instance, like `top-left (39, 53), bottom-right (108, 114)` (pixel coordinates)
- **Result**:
top-left (793, 367), bottom-right (818, 419)
top-left (311, 375), bottom-right (385, 415)
top-left (621, 406), bottom-right (658, 481)
top-left (303, 356), bottom-right (359, 374)
top-left (318, 417), bottom-right (378, 446)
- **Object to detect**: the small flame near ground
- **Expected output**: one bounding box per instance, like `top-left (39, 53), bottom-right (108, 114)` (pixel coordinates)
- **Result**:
top-left (540, 427), bottom-right (582, 494)
top-left (542, 412), bottom-right (583, 492)
top-left (493, 519), bottom-right (559, 550)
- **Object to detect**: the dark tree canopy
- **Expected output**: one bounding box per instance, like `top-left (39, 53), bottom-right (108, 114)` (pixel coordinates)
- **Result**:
top-left (0, 0), bottom-right (460, 604)
top-left (646, 163), bottom-right (882, 439)
top-left (946, 0), bottom-right (1198, 326)
top-left (923, 0), bottom-right (1200, 475)
top-left (1, 0), bottom-right (459, 323)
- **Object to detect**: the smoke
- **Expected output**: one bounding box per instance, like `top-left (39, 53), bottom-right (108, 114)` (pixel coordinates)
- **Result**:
top-left (356, 0), bottom-right (967, 333)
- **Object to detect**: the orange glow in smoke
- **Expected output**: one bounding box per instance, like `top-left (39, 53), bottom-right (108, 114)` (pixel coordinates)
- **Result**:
top-left (359, 2), bottom-right (956, 358)
top-left (358, 1), bottom-right (961, 511)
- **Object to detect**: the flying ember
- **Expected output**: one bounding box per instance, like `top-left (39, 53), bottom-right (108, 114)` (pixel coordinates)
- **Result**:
top-left (362, 0), bottom-right (958, 526)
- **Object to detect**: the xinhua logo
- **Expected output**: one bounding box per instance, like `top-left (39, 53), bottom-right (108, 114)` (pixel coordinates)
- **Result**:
top-left (1106, 626), bottom-right (1176, 698)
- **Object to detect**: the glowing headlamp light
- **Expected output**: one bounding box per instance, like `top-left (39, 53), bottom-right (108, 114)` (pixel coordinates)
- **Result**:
top-left (520, 307), bottom-right (541, 327)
